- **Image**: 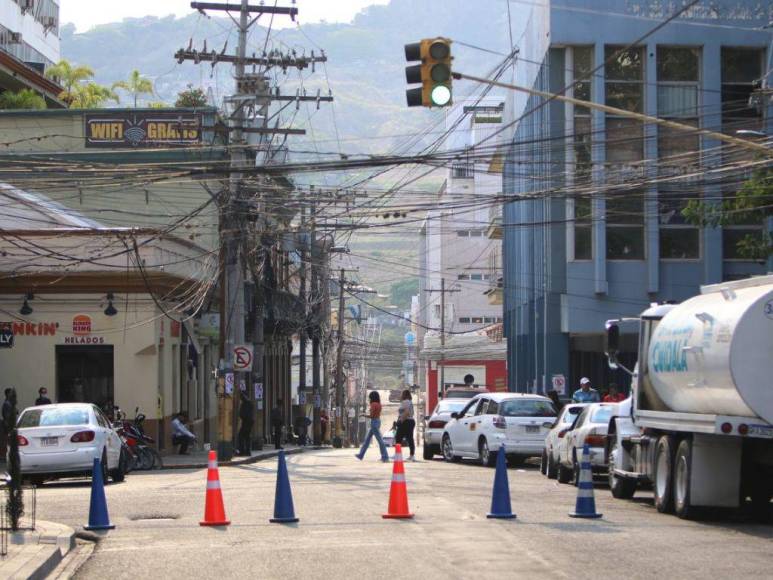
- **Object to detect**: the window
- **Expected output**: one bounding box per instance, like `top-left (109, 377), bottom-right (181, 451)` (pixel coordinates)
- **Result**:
top-left (572, 47), bottom-right (594, 260)
top-left (721, 47), bottom-right (766, 260)
top-left (475, 399), bottom-right (489, 415)
top-left (458, 317), bottom-right (471, 324)
top-left (471, 317), bottom-right (484, 324)
top-left (470, 274), bottom-right (483, 281)
top-left (460, 399), bottom-right (478, 418)
top-left (457, 274), bottom-right (469, 280)
top-left (486, 400), bottom-right (500, 415)
top-left (605, 46), bottom-right (645, 164)
top-left (456, 230), bottom-right (470, 237)
top-left (498, 399), bottom-right (557, 418)
top-left (657, 47), bottom-right (701, 259)
top-left (607, 194), bottom-right (645, 259)
top-left (452, 162), bottom-right (474, 179)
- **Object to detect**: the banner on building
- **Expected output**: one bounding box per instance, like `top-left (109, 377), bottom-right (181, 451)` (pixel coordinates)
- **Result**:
top-left (85, 112), bottom-right (202, 148)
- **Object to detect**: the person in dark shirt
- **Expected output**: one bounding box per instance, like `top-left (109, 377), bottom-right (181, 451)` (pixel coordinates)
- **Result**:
top-left (271, 399), bottom-right (284, 450)
top-left (35, 387), bottom-right (52, 406)
top-left (237, 391), bottom-right (254, 456)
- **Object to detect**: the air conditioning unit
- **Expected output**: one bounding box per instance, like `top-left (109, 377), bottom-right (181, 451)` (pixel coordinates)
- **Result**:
top-left (8, 32), bottom-right (23, 44)
top-left (20, 0), bottom-right (34, 14)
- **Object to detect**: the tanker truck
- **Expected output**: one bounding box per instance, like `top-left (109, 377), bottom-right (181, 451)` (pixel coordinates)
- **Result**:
top-left (604, 274), bottom-right (773, 519)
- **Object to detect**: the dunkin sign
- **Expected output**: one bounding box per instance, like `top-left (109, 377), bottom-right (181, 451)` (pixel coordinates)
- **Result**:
top-left (72, 315), bottom-right (92, 336)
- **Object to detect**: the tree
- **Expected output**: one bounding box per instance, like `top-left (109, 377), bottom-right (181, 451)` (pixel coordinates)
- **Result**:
top-left (112, 69), bottom-right (154, 108)
top-left (175, 84), bottom-right (208, 108)
top-left (69, 83), bottom-right (119, 108)
top-left (45, 59), bottom-right (95, 106)
top-left (683, 166), bottom-right (772, 261)
top-left (0, 89), bottom-right (46, 110)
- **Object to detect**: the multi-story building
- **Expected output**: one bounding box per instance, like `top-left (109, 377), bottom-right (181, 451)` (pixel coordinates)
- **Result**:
top-left (499, 0), bottom-right (772, 398)
top-left (0, 0), bottom-right (62, 104)
top-left (419, 99), bottom-right (506, 406)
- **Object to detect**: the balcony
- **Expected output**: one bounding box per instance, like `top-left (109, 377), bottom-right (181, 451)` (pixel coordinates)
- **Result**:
top-left (487, 203), bottom-right (503, 239)
top-left (484, 248), bottom-right (503, 306)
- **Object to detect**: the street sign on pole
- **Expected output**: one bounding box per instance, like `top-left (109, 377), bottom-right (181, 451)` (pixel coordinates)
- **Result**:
top-left (551, 374), bottom-right (566, 395)
top-left (233, 344), bottom-right (254, 372)
top-left (225, 373), bottom-right (235, 395)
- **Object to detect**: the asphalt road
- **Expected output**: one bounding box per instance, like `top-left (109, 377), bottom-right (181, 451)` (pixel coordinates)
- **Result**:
top-left (30, 443), bottom-right (773, 579)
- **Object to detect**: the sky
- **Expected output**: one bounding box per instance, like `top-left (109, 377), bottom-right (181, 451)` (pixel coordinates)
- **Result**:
top-left (61, 0), bottom-right (390, 32)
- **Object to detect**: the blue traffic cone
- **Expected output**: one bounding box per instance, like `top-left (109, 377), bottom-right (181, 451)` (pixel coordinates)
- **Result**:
top-left (85, 457), bottom-right (115, 530)
top-left (270, 450), bottom-right (299, 523)
top-left (569, 444), bottom-right (602, 519)
top-left (487, 445), bottom-right (516, 519)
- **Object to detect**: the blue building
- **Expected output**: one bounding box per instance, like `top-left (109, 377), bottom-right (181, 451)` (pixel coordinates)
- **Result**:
top-left (498, 0), bottom-right (772, 396)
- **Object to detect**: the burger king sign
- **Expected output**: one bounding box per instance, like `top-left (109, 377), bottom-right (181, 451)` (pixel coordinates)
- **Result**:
top-left (64, 314), bottom-right (105, 345)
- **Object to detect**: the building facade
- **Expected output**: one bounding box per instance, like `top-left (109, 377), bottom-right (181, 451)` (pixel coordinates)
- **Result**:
top-left (500, 0), bottom-right (772, 397)
top-left (0, 0), bottom-right (62, 104)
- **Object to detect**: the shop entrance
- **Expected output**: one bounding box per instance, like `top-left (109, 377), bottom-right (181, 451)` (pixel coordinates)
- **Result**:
top-left (56, 345), bottom-right (114, 408)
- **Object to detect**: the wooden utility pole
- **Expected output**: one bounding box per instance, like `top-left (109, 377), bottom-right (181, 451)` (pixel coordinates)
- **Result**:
top-left (333, 267), bottom-right (346, 448)
top-left (178, 0), bottom-right (329, 458)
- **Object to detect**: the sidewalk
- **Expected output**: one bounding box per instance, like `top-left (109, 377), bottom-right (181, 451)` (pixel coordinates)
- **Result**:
top-left (0, 519), bottom-right (78, 580)
top-left (161, 444), bottom-right (322, 469)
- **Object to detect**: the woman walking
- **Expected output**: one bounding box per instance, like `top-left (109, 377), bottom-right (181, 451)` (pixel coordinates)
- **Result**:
top-left (394, 389), bottom-right (416, 461)
top-left (355, 391), bottom-right (389, 462)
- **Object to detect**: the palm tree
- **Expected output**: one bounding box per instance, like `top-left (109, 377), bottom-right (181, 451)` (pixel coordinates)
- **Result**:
top-left (69, 83), bottom-right (119, 108)
top-left (0, 89), bottom-right (46, 110)
top-left (112, 70), bottom-right (154, 108)
top-left (45, 59), bottom-right (94, 105)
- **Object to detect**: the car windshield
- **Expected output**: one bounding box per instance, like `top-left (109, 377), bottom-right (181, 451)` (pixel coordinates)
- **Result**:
top-left (435, 401), bottom-right (467, 414)
top-left (18, 407), bottom-right (90, 428)
top-left (590, 406), bottom-right (615, 424)
top-left (499, 399), bottom-right (556, 417)
top-left (444, 390), bottom-right (481, 399)
top-left (561, 407), bottom-right (584, 423)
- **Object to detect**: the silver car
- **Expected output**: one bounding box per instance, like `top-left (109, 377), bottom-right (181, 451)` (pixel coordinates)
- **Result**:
top-left (422, 399), bottom-right (468, 460)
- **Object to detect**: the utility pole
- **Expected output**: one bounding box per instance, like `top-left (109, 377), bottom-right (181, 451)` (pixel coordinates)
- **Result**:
top-left (333, 267), bottom-right (346, 448)
top-left (424, 278), bottom-right (459, 400)
top-left (178, 0), bottom-right (329, 459)
top-left (310, 194), bottom-right (322, 445)
top-left (298, 190), bottom-right (307, 417)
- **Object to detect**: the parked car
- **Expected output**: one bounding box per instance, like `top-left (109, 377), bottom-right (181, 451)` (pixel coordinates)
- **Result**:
top-left (556, 403), bottom-right (618, 485)
top-left (16, 403), bottom-right (127, 485)
top-left (540, 403), bottom-right (589, 479)
top-left (422, 399), bottom-right (468, 460)
top-left (441, 393), bottom-right (557, 467)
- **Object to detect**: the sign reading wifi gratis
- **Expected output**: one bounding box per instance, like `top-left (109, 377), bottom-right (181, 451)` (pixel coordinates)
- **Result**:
top-left (85, 112), bottom-right (202, 148)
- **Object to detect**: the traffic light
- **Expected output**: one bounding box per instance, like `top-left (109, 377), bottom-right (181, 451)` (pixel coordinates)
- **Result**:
top-left (404, 37), bottom-right (453, 108)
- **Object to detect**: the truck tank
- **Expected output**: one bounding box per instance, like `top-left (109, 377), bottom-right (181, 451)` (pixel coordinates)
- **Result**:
top-left (646, 275), bottom-right (773, 423)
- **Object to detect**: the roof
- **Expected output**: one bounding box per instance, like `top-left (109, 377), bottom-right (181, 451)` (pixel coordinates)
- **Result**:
top-left (473, 392), bottom-right (551, 402)
top-left (0, 51), bottom-right (65, 108)
top-left (0, 106), bottom-right (219, 118)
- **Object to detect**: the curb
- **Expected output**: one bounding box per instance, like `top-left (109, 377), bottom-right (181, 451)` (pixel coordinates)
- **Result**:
top-left (161, 446), bottom-right (321, 470)
top-left (0, 520), bottom-right (76, 580)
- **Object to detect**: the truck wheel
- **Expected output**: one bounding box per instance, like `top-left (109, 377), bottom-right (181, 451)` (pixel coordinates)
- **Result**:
top-left (673, 438), bottom-right (694, 519)
top-left (654, 436), bottom-right (675, 513)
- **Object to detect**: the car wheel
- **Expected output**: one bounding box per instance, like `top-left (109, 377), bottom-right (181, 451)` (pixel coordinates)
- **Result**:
top-left (111, 448), bottom-right (127, 483)
top-left (479, 438), bottom-right (496, 467)
top-left (557, 459), bottom-right (573, 484)
top-left (547, 452), bottom-right (558, 479)
top-left (100, 449), bottom-right (109, 484)
top-left (422, 443), bottom-right (435, 460)
top-left (540, 450), bottom-right (548, 475)
top-left (654, 436), bottom-right (675, 514)
top-left (608, 441), bottom-right (636, 499)
top-left (442, 435), bottom-right (460, 463)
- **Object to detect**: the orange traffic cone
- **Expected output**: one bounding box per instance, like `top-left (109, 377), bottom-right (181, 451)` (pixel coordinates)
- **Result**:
top-left (200, 450), bottom-right (231, 526)
top-left (382, 444), bottom-right (414, 519)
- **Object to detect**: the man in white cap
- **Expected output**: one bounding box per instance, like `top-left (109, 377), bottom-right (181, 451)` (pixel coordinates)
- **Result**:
top-left (572, 377), bottom-right (600, 403)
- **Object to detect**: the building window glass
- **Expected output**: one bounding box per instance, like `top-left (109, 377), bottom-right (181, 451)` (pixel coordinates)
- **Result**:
top-left (471, 317), bottom-right (484, 324)
top-left (657, 47), bottom-right (701, 260)
top-left (458, 317), bottom-right (471, 324)
top-left (607, 195), bottom-right (645, 260)
top-left (606, 46), bottom-right (645, 259)
top-left (572, 47), bottom-right (593, 260)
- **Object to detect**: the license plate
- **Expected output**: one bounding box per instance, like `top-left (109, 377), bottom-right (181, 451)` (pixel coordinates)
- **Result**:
top-left (525, 425), bottom-right (540, 434)
top-left (41, 437), bottom-right (58, 447)
top-left (748, 425), bottom-right (773, 438)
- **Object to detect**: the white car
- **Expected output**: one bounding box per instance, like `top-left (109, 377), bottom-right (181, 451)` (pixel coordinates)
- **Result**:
top-left (441, 393), bottom-right (557, 467)
top-left (540, 403), bottom-right (589, 479)
top-left (556, 403), bottom-right (618, 484)
top-left (422, 399), bottom-right (468, 460)
top-left (16, 403), bottom-right (126, 484)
